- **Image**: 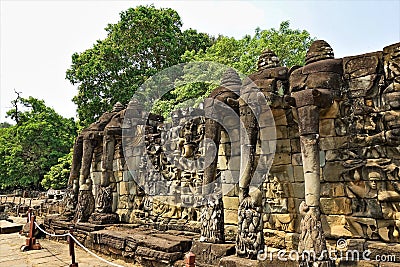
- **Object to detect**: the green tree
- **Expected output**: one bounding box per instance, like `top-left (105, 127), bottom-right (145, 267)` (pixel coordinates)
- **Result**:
top-left (155, 21), bottom-right (314, 117)
top-left (183, 21), bottom-right (314, 75)
top-left (0, 97), bottom-right (77, 189)
top-left (66, 5), bottom-right (213, 127)
top-left (41, 151), bottom-right (73, 190)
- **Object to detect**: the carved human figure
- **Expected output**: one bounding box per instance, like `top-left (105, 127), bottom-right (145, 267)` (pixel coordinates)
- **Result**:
top-left (264, 176), bottom-right (288, 213)
top-left (355, 43), bottom-right (400, 147)
top-left (345, 169), bottom-right (382, 239)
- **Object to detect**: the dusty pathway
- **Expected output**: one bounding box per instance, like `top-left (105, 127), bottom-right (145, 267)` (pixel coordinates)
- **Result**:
top-left (0, 232), bottom-right (135, 267)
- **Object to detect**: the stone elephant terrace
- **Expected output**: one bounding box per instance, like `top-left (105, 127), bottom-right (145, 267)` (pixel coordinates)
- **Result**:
top-left (1, 40), bottom-right (400, 267)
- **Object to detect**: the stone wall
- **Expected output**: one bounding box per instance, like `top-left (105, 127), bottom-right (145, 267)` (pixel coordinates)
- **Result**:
top-left (82, 42), bottom-right (399, 252)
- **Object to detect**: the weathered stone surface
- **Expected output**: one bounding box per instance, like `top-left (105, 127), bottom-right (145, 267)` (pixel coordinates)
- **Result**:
top-left (322, 161), bottom-right (345, 181)
top-left (135, 246), bottom-right (182, 263)
top-left (293, 165), bottom-right (304, 182)
top-left (302, 58), bottom-right (343, 74)
top-left (320, 136), bottom-right (348, 150)
top-left (291, 153), bottom-right (303, 166)
top-left (263, 229), bottom-right (286, 248)
top-left (220, 255), bottom-right (298, 267)
top-left (275, 139), bottom-right (291, 153)
top-left (343, 52), bottom-right (381, 78)
top-left (224, 209), bottom-right (238, 225)
top-left (306, 72), bottom-right (342, 89)
top-left (321, 215), bottom-right (352, 238)
top-left (319, 119), bottom-right (336, 137)
top-left (191, 241), bottom-right (235, 266)
top-left (223, 197), bottom-right (239, 210)
top-left (320, 197), bottom-right (352, 215)
top-left (320, 182), bottom-right (346, 197)
top-left (272, 153), bottom-right (291, 165)
top-left (290, 183), bottom-right (305, 199)
top-left (383, 42), bottom-right (400, 81)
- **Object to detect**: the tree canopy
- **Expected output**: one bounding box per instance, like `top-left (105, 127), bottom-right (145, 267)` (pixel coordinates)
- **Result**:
top-left (66, 5), bottom-right (214, 127)
top-left (154, 21), bottom-right (315, 117)
top-left (0, 97), bottom-right (76, 189)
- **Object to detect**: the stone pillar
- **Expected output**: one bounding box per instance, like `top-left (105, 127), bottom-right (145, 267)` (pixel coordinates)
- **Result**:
top-left (64, 136), bottom-right (83, 219)
top-left (89, 102), bottom-right (125, 224)
top-left (199, 69), bottom-right (241, 243)
top-left (74, 136), bottom-right (96, 222)
top-left (72, 102), bottom-right (125, 223)
top-left (286, 40), bottom-right (342, 266)
top-left (235, 50), bottom-right (290, 258)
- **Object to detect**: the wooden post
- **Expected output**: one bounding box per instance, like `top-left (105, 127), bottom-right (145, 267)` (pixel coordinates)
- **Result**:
top-left (24, 214), bottom-right (41, 250)
top-left (68, 227), bottom-right (78, 267)
top-left (185, 252), bottom-right (195, 267)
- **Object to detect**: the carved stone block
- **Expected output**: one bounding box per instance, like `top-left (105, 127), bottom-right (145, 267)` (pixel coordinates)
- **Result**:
top-left (224, 209), bottom-right (238, 225)
top-left (320, 197), bottom-right (352, 215)
top-left (319, 119), bottom-right (336, 137)
top-left (383, 42), bottom-right (400, 81)
top-left (191, 241), bottom-right (235, 267)
top-left (223, 197), bottom-right (239, 210)
top-left (321, 182), bottom-right (346, 197)
top-left (343, 52), bottom-right (381, 79)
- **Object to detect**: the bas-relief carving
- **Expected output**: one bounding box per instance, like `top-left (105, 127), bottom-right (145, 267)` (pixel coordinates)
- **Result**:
top-left (343, 164), bottom-right (400, 241)
top-left (338, 43), bottom-right (400, 243)
top-left (262, 175), bottom-right (296, 232)
top-left (64, 40), bottom-right (400, 263)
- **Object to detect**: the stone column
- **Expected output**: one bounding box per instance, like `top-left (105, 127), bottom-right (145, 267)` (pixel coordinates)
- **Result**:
top-left (199, 69), bottom-right (241, 243)
top-left (286, 40), bottom-right (342, 266)
top-left (89, 103), bottom-right (125, 224)
top-left (74, 135), bottom-right (96, 222)
top-left (65, 136), bottom-right (83, 216)
top-left (73, 103), bottom-right (125, 223)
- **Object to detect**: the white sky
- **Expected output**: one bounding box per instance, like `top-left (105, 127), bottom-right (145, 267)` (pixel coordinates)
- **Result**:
top-left (1, 1), bottom-right (399, 123)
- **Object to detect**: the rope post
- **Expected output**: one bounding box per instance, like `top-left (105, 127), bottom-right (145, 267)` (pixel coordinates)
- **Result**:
top-left (24, 214), bottom-right (41, 250)
top-left (68, 227), bottom-right (78, 267)
top-left (185, 252), bottom-right (195, 267)
top-left (27, 208), bottom-right (32, 223)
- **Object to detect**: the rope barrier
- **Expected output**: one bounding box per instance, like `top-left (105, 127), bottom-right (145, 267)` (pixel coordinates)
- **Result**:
top-left (33, 221), bottom-right (124, 267)
top-left (34, 222), bottom-right (70, 237)
top-left (68, 234), bottom-right (124, 267)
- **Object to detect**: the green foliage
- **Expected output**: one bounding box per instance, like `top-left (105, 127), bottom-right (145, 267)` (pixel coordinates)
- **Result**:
top-left (184, 21), bottom-right (314, 74)
top-left (66, 5), bottom-right (213, 127)
top-left (0, 97), bottom-right (77, 189)
top-left (156, 21), bottom-right (314, 117)
top-left (41, 151), bottom-right (73, 190)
